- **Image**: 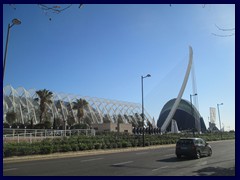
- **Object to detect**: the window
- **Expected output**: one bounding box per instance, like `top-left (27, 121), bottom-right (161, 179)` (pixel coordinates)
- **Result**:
top-left (194, 140), bottom-right (200, 145)
top-left (177, 139), bottom-right (194, 145)
top-left (199, 139), bottom-right (205, 146)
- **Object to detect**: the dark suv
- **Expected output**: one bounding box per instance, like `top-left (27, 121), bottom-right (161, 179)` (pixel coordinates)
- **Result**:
top-left (175, 138), bottom-right (212, 159)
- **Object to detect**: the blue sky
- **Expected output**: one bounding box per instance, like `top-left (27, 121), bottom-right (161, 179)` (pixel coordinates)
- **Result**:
top-left (3, 4), bottom-right (235, 130)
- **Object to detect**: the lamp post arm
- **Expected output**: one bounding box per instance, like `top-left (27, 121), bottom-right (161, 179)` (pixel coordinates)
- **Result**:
top-left (3, 24), bottom-right (11, 81)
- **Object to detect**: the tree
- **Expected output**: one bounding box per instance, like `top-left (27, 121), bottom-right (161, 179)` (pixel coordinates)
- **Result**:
top-left (53, 117), bottom-right (63, 129)
top-left (6, 111), bottom-right (17, 125)
top-left (35, 89), bottom-right (53, 123)
top-left (103, 114), bottom-right (111, 123)
top-left (83, 116), bottom-right (92, 128)
top-left (9, 4), bottom-right (84, 21)
top-left (56, 100), bottom-right (66, 122)
top-left (212, 24), bottom-right (235, 37)
top-left (72, 98), bottom-right (88, 124)
top-left (66, 114), bottom-right (75, 127)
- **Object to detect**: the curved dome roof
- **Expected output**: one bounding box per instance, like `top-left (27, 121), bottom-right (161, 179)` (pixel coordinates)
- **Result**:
top-left (157, 98), bottom-right (206, 132)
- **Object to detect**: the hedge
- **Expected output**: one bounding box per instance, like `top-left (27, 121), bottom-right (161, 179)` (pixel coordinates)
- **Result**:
top-left (3, 132), bottom-right (235, 158)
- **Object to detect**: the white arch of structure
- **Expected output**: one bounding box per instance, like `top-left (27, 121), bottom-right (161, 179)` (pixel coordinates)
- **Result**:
top-left (161, 46), bottom-right (198, 133)
top-left (3, 85), bottom-right (154, 127)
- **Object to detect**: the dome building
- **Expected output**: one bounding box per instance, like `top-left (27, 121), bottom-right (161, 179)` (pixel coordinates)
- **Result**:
top-left (157, 98), bottom-right (207, 133)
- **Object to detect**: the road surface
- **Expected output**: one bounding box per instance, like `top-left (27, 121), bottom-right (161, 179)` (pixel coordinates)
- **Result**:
top-left (3, 139), bottom-right (235, 176)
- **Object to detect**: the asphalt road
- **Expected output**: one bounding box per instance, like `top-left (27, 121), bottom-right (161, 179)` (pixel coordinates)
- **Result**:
top-left (3, 139), bottom-right (235, 176)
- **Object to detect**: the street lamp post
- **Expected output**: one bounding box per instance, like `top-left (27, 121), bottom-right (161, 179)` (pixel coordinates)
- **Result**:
top-left (190, 93), bottom-right (197, 136)
top-left (217, 103), bottom-right (223, 139)
top-left (3, 18), bottom-right (21, 81)
top-left (141, 74), bottom-right (151, 147)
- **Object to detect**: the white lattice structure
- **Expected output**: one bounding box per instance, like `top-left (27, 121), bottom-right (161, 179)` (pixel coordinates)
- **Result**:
top-left (3, 85), bottom-right (153, 127)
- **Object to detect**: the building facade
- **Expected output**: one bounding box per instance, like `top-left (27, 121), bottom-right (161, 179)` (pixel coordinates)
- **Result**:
top-left (3, 85), bottom-right (153, 128)
top-left (92, 122), bottom-right (133, 134)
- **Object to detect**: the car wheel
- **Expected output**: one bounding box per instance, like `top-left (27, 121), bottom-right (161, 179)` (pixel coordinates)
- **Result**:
top-left (195, 151), bottom-right (201, 159)
top-left (177, 154), bottom-right (181, 159)
top-left (208, 149), bottom-right (212, 156)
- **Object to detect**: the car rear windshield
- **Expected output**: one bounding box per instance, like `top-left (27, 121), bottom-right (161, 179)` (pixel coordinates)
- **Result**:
top-left (177, 139), bottom-right (194, 145)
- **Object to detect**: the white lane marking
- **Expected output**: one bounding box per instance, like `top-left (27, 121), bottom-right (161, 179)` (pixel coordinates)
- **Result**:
top-left (3, 168), bottom-right (18, 172)
top-left (81, 157), bottom-right (104, 162)
top-left (112, 161), bottom-right (133, 166)
top-left (199, 161), bottom-right (207, 166)
top-left (152, 166), bottom-right (169, 171)
top-left (136, 152), bottom-right (148, 155)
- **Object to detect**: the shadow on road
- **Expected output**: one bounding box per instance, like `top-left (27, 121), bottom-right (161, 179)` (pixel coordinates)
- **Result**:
top-left (157, 156), bottom-right (195, 162)
top-left (193, 166), bottom-right (235, 176)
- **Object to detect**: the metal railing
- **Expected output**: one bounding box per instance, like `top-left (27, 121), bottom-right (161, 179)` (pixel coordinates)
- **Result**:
top-left (3, 128), bottom-right (95, 143)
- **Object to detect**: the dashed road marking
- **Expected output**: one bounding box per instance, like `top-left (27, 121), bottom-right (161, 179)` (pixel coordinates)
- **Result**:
top-left (136, 152), bottom-right (148, 155)
top-left (3, 168), bottom-right (18, 172)
top-left (81, 157), bottom-right (104, 162)
top-left (152, 166), bottom-right (169, 171)
top-left (112, 161), bottom-right (133, 166)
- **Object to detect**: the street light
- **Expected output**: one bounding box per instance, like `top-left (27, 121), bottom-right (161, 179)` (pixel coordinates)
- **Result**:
top-left (217, 103), bottom-right (223, 138)
top-left (141, 74), bottom-right (151, 147)
top-left (190, 93), bottom-right (197, 136)
top-left (3, 18), bottom-right (21, 81)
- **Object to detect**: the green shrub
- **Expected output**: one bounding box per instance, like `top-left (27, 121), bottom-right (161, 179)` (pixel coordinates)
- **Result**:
top-left (52, 145), bottom-right (60, 153)
top-left (3, 132), bottom-right (235, 158)
top-left (122, 141), bottom-right (131, 148)
top-left (18, 145), bottom-right (32, 156)
top-left (52, 138), bottom-right (62, 145)
top-left (4, 144), bottom-right (18, 157)
top-left (144, 142), bottom-right (150, 146)
top-left (106, 143), bottom-right (112, 149)
top-left (87, 143), bottom-right (94, 150)
top-left (94, 143), bottom-right (102, 149)
top-left (101, 143), bottom-right (107, 149)
top-left (61, 137), bottom-right (69, 145)
top-left (79, 143), bottom-right (87, 150)
top-left (31, 145), bottom-right (41, 155)
top-left (68, 137), bottom-right (78, 144)
top-left (71, 144), bottom-right (79, 151)
top-left (60, 144), bottom-right (72, 152)
top-left (41, 138), bottom-right (52, 145)
top-left (40, 145), bottom-right (53, 154)
top-left (117, 142), bottom-right (122, 148)
top-left (131, 141), bottom-right (137, 147)
top-left (111, 143), bottom-right (117, 149)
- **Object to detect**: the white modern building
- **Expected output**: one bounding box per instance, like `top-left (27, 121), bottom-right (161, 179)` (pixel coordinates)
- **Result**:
top-left (3, 85), bottom-right (154, 128)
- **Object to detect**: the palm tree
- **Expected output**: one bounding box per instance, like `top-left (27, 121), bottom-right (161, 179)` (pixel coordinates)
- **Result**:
top-left (72, 98), bottom-right (88, 124)
top-left (35, 89), bottom-right (53, 123)
top-left (66, 114), bottom-right (75, 127)
top-left (6, 111), bottom-right (17, 125)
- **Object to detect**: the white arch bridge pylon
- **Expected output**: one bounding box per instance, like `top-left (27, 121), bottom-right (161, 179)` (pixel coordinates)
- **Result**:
top-left (3, 85), bottom-right (154, 127)
top-left (161, 46), bottom-right (200, 133)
